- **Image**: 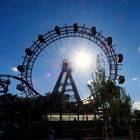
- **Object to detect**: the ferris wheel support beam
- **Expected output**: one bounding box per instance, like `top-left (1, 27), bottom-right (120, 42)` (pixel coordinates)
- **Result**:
top-left (52, 60), bottom-right (82, 105)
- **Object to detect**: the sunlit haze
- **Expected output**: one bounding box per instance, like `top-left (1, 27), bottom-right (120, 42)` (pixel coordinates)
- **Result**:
top-left (74, 50), bottom-right (92, 69)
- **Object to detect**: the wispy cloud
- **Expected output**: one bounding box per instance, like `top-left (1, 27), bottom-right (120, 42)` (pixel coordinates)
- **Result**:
top-left (132, 77), bottom-right (139, 81)
top-left (133, 101), bottom-right (140, 110)
top-left (11, 66), bottom-right (18, 72)
top-left (138, 46), bottom-right (140, 54)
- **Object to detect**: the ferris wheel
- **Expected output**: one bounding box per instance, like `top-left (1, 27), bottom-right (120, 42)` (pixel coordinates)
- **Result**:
top-left (3, 23), bottom-right (124, 100)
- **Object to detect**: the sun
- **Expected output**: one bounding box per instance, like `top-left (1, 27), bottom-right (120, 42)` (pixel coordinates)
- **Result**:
top-left (74, 50), bottom-right (92, 69)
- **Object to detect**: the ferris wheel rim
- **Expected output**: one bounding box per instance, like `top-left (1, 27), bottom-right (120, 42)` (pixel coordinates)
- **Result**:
top-left (19, 24), bottom-right (119, 97)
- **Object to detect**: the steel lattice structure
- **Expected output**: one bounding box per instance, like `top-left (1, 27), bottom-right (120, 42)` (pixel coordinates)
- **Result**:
top-left (17, 24), bottom-right (123, 97)
top-left (0, 74), bottom-right (40, 97)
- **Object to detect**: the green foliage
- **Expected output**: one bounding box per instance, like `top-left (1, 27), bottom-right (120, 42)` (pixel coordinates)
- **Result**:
top-left (88, 56), bottom-right (132, 125)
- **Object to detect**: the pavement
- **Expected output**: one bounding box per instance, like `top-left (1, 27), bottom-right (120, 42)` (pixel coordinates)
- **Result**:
top-left (55, 137), bottom-right (129, 140)
top-left (36, 136), bottom-right (131, 140)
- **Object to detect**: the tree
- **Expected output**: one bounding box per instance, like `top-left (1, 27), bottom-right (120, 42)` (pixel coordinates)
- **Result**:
top-left (88, 56), bottom-right (117, 118)
top-left (88, 56), bottom-right (133, 139)
top-left (120, 93), bottom-right (133, 125)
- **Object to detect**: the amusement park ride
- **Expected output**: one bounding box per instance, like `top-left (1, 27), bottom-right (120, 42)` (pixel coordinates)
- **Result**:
top-left (0, 23), bottom-right (125, 109)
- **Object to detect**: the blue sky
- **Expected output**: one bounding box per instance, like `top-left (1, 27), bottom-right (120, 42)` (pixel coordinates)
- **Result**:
top-left (0, 0), bottom-right (140, 109)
